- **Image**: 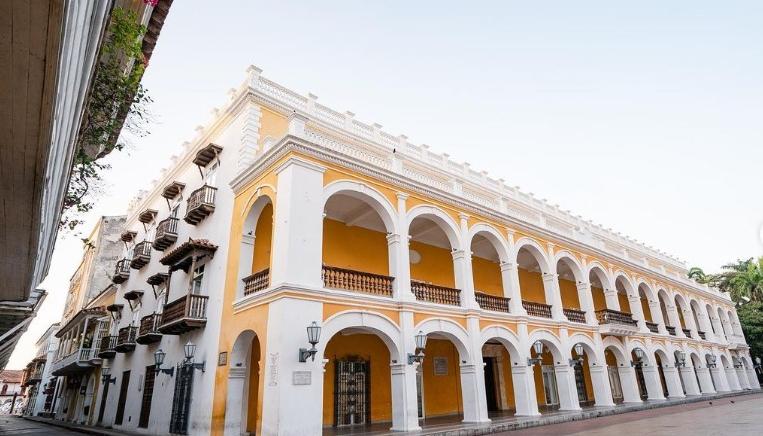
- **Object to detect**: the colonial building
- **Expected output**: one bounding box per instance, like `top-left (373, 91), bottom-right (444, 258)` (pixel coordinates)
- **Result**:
top-left (93, 67), bottom-right (760, 436)
top-left (21, 323), bottom-right (60, 417)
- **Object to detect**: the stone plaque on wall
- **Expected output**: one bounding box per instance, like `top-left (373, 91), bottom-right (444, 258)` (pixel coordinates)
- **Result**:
top-left (434, 357), bottom-right (448, 376)
top-left (292, 371), bottom-right (312, 385)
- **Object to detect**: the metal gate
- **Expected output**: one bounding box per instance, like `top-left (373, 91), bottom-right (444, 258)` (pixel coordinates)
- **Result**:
top-left (139, 365), bottom-right (156, 428)
top-left (573, 363), bottom-right (588, 403)
top-left (541, 365), bottom-right (559, 407)
top-left (169, 364), bottom-right (194, 434)
top-left (634, 364), bottom-right (648, 400)
top-left (334, 360), bottom-right (370, 427)
top-left (608, 367), bottom-right (623, 402)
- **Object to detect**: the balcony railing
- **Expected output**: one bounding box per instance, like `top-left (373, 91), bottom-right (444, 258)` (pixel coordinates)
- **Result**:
top-left (645, 321), bottom-right (659, 334)
top-left (130, 241), bottom-right (152, 269)
top-left (666, 325), bottom-right (677, 336)
top-left (475, 292), bottom-right (510, 313)
top-left (682, 328), bottom-right (692, 338)
top-left (411, 281), bottom-right (460, 305)
top-left (159, 294), bottom-right (209, 335)
top-left (97, 335), bottom-right (117, 359)
top-left (322, 266), bottom-right (394, 297)
top-left (137, 313), bottom-right (162, 344)
top-left (522, 300), bottom-right (552, 319)
top-left (115, 326), bottom-right (138, 353)
top-left (184, 185), bottom-right (217, 225)
top-left (243, 268), bottom-right (271, 296)
top-left (113, 259), bottom-right (130, 284)
top-left (698, 330), bottom-right (706, 340)
top-left (563, 308), bottom-right (587, 324)
top-left (152, 217), bottom-right (179, 251)
top-left (595, 309), bottom-right (637, 326)
top-left (51, 348), bottom-right (95, 376)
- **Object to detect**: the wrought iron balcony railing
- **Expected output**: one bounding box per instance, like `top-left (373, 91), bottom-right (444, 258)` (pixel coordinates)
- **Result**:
top-left (666, 325), bottom-right (677, 336)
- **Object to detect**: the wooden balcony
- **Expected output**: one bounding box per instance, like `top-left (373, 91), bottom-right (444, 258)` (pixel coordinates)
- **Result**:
top-left (115, 326), bottom-right (138, 353)
top-left (596, 309), bottom-right (638, 336)
top-left (698, 330), bottom-right (706, 340)
top-left (475, 292), bottom-right (510, 313)
top-left (97, 335), bottom-right (117, 359)
top-left (682, 328), bottom-right (692, 338)
top-left (522, 300), bottom-right (552, 319)
top-left (645, 321), bottom-right (659, 334)
top-left (184, 185), bottom-right (217, 225)
top-left (243, 268), bottom-right (270, 296)
top-left (322, 265), bottom-right (393, 297)
top-left (411, 281), bottom-right (460, 306)
top-left (130, 241), bottom-right (152, 270)
top-left (159, 294), bottom-right (208, 335)
top-left (137, 313), bottom-right (162, 344)
top-left (666, 325), bottom-right (677, 336)
top-left (112, 259), bottom-right (130, 284)
top-left (563, 308), bottom-right (587, 324)
top-left (152, 217), bottom-right (179, 251)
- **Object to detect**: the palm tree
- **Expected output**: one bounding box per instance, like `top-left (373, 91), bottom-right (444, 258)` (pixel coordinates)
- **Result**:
top-left (690, 258), bottom-right (763, 303)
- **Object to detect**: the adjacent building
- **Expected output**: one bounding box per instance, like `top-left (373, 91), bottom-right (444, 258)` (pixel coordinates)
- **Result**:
top-left (80, 66), bottom-right (760, 436)
top-left (0, 370), bottom-right (25, 414)
top-left (20, 323), bottom-right (60, 417)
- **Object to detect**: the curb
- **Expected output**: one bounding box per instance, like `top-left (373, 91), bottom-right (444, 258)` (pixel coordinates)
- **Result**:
top-left (23, 415), bottom-right (140, 436)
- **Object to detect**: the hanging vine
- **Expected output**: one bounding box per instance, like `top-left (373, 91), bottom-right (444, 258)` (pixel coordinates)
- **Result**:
top-left (61, 7), bottom-right (153, 231)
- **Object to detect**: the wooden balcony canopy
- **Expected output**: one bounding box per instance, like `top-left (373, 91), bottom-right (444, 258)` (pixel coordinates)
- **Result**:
top-left (146, 272), bottom-right (169, 286)
top-left (138, 208), bottom-right (158, 224)
top-left (161, 181), bottom-right (186, 200)
top-left (106, 303), bottom-right (124, 313)
top-left (120, 230), bottom-right (137, 242)
top-left (160, 238), bottom-right (218, 272)
top-left (192, 143), bottom-right (223, 167)
top-left (123, 290), bottom-right (144, 301)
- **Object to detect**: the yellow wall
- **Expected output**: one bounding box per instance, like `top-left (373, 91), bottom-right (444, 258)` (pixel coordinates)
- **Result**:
top-left (472, 256), bottom-right (503, 296)
top-left (559, 278), bottom-right (579, 309)
top-left (421, 339), bottom-right (462, 417)
top-left (498, 347), bottom-right (516, 408)
top-left (322, 219), bottom-right (390, 275)
top-left (617, 291), bottom-right (631, 313)
top-left (258, 107), bottom-right (289, 147)
top-left (530, 349), bottom-right (555, 406)
top-left (640, 297), bottom-right (652, 322)
top-left (409, 241), bottom-right (455, 288)
top-left (518, 268), bottom-right (545, 304)
top-left (252, 203), bottom-right (273, 272)
top-left (677, 303), bottom-right (686, 328)
top-left (591, 286), bottom-right (606, 311)
top-left (246, 337), bottom-right (261, 432)
top-left (323, 333), bottom-right (392, 425)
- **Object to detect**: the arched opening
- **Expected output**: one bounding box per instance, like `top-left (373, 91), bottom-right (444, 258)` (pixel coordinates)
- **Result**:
top-left (604, 348), bottom-right (624, 404)
top-left (658, 289), bottom-right (674, 334)
top-left (516, 244), bottom-right (551, 318)
top-left (674, 295), bottom-right (689, 335)
top-left (408, 212), bottom-right (460, 305)
top-left (470, 232), bottom-right (504, 298)
top-left (225, 330), bottom-right (262, 435)
top-left (323, 190), bottom-right (395, 297)
top-left (480, 338), bottom-right (520, 416)
top-left (718, 308), bottom-right (732, 338)
top-left (630, 349), bottom-right (648, 400)
top-left (603, 340), bottom-right (641, 404)
top-left (568, 341), bottom-right (600, 407)
top-left (323, 328), bottom-right (394, 428)
top-left (690, 300), bottom-right (704, 339)
top-left (238, 196), bottom-right (274, 297)
top-left (689, 353), bottom-right (704, 393)
top-left (529, 339), bottom-right (563, 411)
top-left (556, 257), bottom-right (586, 324)
top-left (674, 350), bottom-right (688, 395)
top-left (637, 284), bottom-right (655, 325)
top-left (588, 266), bottom-right (610, 312)
top-left (614, 276), bottom-right (633, 315)
top-left (727, 310), bottom-right (740, 336)
top-left (706, 304), bottom-right (718, 336)
top-left (654, 351), bottom-right (670, 398)
top-left (721, 354), bottom-right (740, 391)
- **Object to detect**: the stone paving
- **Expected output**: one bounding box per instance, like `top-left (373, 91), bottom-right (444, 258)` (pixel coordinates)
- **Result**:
top-left (0, 415), bottom-right (80, 435)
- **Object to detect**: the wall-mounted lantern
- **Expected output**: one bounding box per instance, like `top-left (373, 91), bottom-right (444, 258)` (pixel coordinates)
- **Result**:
top-left (631, 348), bottom-right (646, 367)
top-left (153, 349), bottom-right (175, 377)
top-left (298, 322), bottom-right (322, 362)
top-left (675, 351), bottom-right (686, 367)
top-left (527, 341), bottom-right (544, 366)
top-left (101, 367), bottom-right (116, 384)
top-left (568, 343), bottom-right (585, 367)
top-left (183, 341), bottom-right (206, 372)
top-left (706, 355), bottom-right (717, 369)
top-left (407, 331), bottom-right (428, 365)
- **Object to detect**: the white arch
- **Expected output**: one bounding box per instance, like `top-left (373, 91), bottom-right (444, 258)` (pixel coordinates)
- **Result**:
top-left (323, 179), bottom-right (398, 234)
top-left (602, 336), bottom-right (629, 365)
top-left (480, 325), bottom-right (522, 361)
top-left (626, 339), bottom-right (652, 365)
top-left (568, 333), bottom-right (600, 365)
top-left (513, 237), bottom-right (550, 273)
top-left (319, 310), bottom-right (403, 361)
top-left (406, 205), bottom-right (461, 250)
top-left (613, 271), bottom-right (636, 296)
top-left (468, 224), bottom-right (510, 262)
top-left (527, 329), bottom-right (564, 362)
top-left (554, 251), bottom-right (585, 283)
top-left (415, 317), bottom-right (471, 362)
top-left (586, 262), bottom-right (613, 289)
top-left (225, 329), bottom-right (261, 435)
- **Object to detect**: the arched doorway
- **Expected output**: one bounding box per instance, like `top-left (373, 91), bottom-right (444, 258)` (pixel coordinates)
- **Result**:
top-left (528, 332), bottom-right (580, 412)
top-left (630, 348), bottom-right (648, 400)
top-left (568, 337), bottom-right (612, 407)
top-left (674, 295), bottom-right (690, 337)
top-left (604, 340), bottom-right (641, 404)
top-left (721, 354), bottom-right (741, 391)
top-left (654, 350), bottom-right (670, 398)
top-left (224, 330), bottom-right (262, 435)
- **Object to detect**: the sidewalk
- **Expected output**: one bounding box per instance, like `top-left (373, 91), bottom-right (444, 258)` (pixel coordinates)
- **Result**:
top-left (23, 415), bottom-right (142, 436)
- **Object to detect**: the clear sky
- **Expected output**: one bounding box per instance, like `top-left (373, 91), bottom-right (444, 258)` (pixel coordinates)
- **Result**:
top-left (8, 0), bottom-right (763, 368)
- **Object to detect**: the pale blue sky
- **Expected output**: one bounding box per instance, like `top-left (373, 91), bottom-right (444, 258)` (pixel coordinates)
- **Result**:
top-left (9, 0), bottom-right (763, 367)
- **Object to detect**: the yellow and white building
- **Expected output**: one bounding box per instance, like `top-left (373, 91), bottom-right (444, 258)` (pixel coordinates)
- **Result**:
top-left (100, 66), bottom-right (758, 436)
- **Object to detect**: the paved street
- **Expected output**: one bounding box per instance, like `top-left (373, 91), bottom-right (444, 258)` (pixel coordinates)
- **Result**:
top-left (0, 415), bottom-right (79, 435)
top-left (504, 393), bottom-right (763, 436)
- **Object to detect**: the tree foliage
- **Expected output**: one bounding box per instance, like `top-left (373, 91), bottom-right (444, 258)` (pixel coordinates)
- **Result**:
top-left (60, 8), bottom-right (152, 231)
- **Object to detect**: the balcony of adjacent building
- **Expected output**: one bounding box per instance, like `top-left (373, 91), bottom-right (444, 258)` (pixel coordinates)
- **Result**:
top-left (130, 240), bottom-right (153, 270)
top-left (97, 334), bottom-right (117, 359)
top-left (115, 325), bottom-right (138, 353)
top-left (185, 150), bottom-right (219, 224)
top-left (50, 307), bottom-right (106, 376)
top-left (137, 312), bottom-right (163, 344)
top-left (152, 216), bottom-right (179, 251)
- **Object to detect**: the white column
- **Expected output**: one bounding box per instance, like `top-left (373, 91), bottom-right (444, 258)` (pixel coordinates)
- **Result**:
top-left (393, 193), bottom-right (414, 302)
top-left (679, 366), bottom-right (701, 395)
top-left (725, 365), bottom-right (742, 391)
top-left (628, 294), bottom-right (648, 332)
top-left (542, 273), bottom-right (565, 320)
top-left (462, 316), bottom-right (490, 422)
top-left (641, 365), bottom-right (666, 400)
top-left (589, 364), bottom-right (615, 406)
top-left (603, 288), bottom-right (620, 311)
top-left (453, 249), bottom-right (476, 309)
top-left (710, 366), bottom-right (730, 392)
top-left (554, 364), bottom-right (582, 411)
top-left (663, 365), bottom-right (685, 398)
top-left (513, 322), bottom-right (540, 416)
top-left (392, 310), bottom-right (420, 431)
top-left (500, 262), bottom-right (526, 315)
top-left (618, 366), bottom-right (643, 403)
top-left (270, 157), bottom-right (325, 289)
top-left (648, 300), bottom-right (667, 334)
top-left (576, 282), bottom-right (597, 325)
top-left (710, 317), bottom-right (726, 342)
top-left (736, 367), bottom-right (750, 390)
top-left (682, 309), bottom-right (697, 338)
top-left (665, 304), bottom-right (681, 334)
top-left (223, 367), bottom-right (248, 436)
top-left (696, 367), bottom-right (716, 394)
